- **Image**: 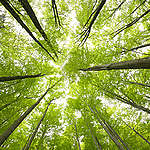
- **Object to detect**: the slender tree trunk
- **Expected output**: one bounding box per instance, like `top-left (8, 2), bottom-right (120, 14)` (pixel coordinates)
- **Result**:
top-left (123, 121), bottom-right (150, 145)
top-left (103, 88), bottom-right (150, 114)
top-left (79, 0), bottom-right (106, 45)
top-left (94, 106), bottom-right (129, 150)
top-left (23, 100), bottom-right (53, 150)
top-left (122, 43), bottom-right (150, 53)
top-left (106, 0), bottom-right (125, 20)
top-left (0, 80), bottom-right (60, 146)
top-left (18, 0), bottom-right (58, 58)
top-left (52, 0), bottom-right (61, 27)
top-left (113, 9), bottom-right (150, 37)
top-left (0, 74), bottom-right (45, 82)
top-left (0, 0), bottom-right (55, 61)
top-left (88, 105), bottom-right (125, 150)
top-left (86, 122), bottom-right (102, 150)
top-left (0, 100), bottom-right (18, 111)
top-left (80, 57), bottom-right (150, 71)
top-left (37, 127), bottom-right (47, 149)
top-left (128, 81), bottom-right (150, 87)
top-left (116, 0), bottom-right (147, 27)
top-left (74, 120), bottom-right (81, 150)
top-left (0, 94), bottom-right (21, 111)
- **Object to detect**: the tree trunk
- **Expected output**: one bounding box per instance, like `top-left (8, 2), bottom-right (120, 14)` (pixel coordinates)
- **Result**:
top-left (23, 100), bottom-right (53, 150)
top-left (0, 100), bottom-right (17, 111)
top-left (0, 74), bottom-right (45, 82)
top-left (37, 126), bottom-right (47, 149)
top-left (0, 0), bottom-right (55, 61)
top-left (0, 80), bottom-right (60, 146)
top-left (123, 121), bottom-right (150, 145)
top-left (74, 120), bottom-right (81, 150)
top-left (88, 105), bottom-right (125, 150)
top-left (94, 106), bottom-right (129, 150)
top-left (87, 122), bottom-right (102, 150)
top-left (80, 57), bottom-right (150, 71)
top-left (128, 81), bottom-right (150, 87)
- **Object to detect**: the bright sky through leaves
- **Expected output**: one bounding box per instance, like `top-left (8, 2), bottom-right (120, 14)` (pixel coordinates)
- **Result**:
top-left (0, 0), bottom-right (150, 149)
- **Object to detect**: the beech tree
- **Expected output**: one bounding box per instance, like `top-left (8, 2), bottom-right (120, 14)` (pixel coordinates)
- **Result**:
top-left (0, 0), bottom-right (150, 149)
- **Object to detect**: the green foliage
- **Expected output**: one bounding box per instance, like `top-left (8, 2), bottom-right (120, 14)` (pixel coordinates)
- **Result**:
top-left (0, 0), bottom-right (150, 149)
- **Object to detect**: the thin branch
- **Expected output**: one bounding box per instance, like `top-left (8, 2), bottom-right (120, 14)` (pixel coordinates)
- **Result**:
top-left (112, 9), bottom-right (150, 37)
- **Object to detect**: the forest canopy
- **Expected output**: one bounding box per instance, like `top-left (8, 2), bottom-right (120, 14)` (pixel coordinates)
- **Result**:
top-left (0, 0), bottom-right (150, 149)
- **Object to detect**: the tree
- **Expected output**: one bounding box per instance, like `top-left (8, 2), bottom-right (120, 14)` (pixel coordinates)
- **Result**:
top-left (80, 57), bottom-right (150, 71)
top-left (0, 73), bottom-right (45, 82)
top-left (23, 100), bottom-right (54, 150)
top-left (0, 80), bottom-right (59, 146)
top-left (0, 0), bottom-right (150, 149)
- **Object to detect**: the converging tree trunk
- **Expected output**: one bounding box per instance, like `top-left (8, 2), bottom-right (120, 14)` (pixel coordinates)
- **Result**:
top-left (18, 0), bottom-right (58, 57)
top-left (93, 106), bottom-right (129, 150)
top-left (78, 0), bottom-right (106, 45)
top-left (0, 80), bottom-right (60, 146)
top-left (88, 105), bottom-right (125, 150)
top-left (123, 122), bottom-right (150, 145)
top-left (128, 81), bottom-right (150, 87)
top-left (86, 121), bottom-right (102, 150)
top-left (0, 0), bottom-right (55, 61)
top-left (0, 74), bottom-right (45, 82)
top-left (23, 100), bottom-right (53, 150)
top-left (112, 9), bottom-right (150, 37)
top-left (74, 120), bottom-right (81, 150)
top-left (103, 88), bottom-right (150, 114)
top-left (52, 0), bottom-right (61, 27)
top-left (80, 57), bottom-right (150, 71)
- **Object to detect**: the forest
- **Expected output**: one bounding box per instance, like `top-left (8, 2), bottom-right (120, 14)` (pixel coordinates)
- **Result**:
top-left (0, 0), bottom-right (150, 149)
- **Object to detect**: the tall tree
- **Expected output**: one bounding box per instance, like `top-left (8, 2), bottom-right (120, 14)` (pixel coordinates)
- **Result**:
top-left (0, 80), bottom-right (59, 146)
top-left (23, 100), bottom-right (54, 150)
top-left (0, 73), bottom-right (45, 82)
top-left (0, 0), bottom-right (55, 61)
top-left (80, 57), bottom-right (150, 71)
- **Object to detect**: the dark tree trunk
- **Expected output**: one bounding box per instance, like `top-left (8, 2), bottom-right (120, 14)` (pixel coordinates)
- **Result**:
top-left (113, 9), bottom-right (150, 37)
top-left (80, 57), bottom-right (150, 71)
top-left (88, 105), bottom-right (125, 150)
top-left (0, 80), bottom-right (60, 146)
top-left (94, 106), bottom-right (129, 150)
top-left (103, 89), bottom-right (150, 114)
top-left (79, 0), bottom-right (106, 45)
top-left (23, 100), bottom-right (53, 150)
top-left (74, 120), bottom-right (81, 150)
top-left (128, 81), bottom-right (150, 87)
top-left (0, 0), bottom-right (55, 61)
top-left (37, 126), bottom-right (47, 149)
top-left (52, 0), bottom-right (61, 27)
top-left (0, 74), bottom-right (45, 82)
top-left (87, 122), bottom-right (102, 150)
top-left (123, 121), bottom-right (150, 145)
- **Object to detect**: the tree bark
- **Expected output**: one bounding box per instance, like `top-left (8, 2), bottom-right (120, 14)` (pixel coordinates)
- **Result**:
top-left (128, 81), bottom-right (150, 87)
top-left (80, 57), bottom-right (150, 71)
top-left (79, 0), bottom-right (106, 45)
top-left (103, 89), bottom-right (150, 114)
top-left (74, 120), bottom-right (81, 150)
top-left (123, 121), bottom-right (150, 145)
top-left (88, 105), bottom-right (125, 150)
top-left (0, 74), bottom-right (45, 82)
top-left (23, 100), bottom-right (53, 150)
top-left (0, 0), bottom-right (55, 61)
top-left (94, 106), bottom-right (129, 150)
top-left (0, 80), bottom-right (60, 146)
